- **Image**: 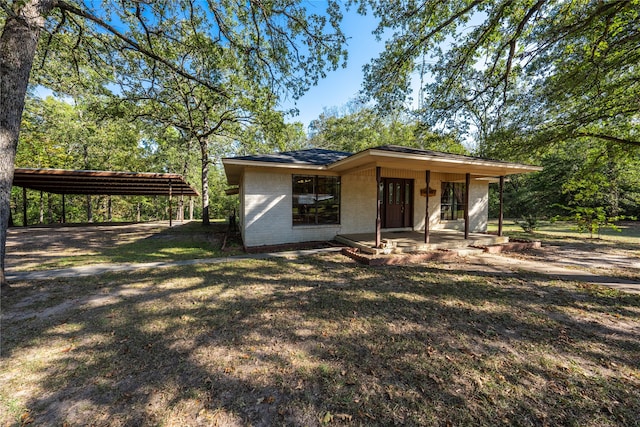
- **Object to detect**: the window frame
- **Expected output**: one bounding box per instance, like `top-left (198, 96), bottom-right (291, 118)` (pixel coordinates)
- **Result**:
top-left (292, 175), bottom-right (341, 226)
top-left (440, 182), bottom-right (466, 221)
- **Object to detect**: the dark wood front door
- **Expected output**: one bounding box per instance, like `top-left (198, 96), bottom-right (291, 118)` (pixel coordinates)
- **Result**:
top-left (383, 178), bottom-right (413, 228)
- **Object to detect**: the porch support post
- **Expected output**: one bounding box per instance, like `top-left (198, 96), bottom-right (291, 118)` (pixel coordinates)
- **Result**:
top-left (22, 187), bottom-right (27, 227)
top-left (498, 175), bottom-right (505, 237)
top-left (464, 173), bottom-right (470, 239)
top-left (424, 170), bottom-right (430, 244)
top-left (375, 166), bottom-right (381, 248)
top-left (168, 179), bottom-right (173, 227)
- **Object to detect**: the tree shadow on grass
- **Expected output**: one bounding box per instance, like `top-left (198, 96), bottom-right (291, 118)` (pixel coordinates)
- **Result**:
top-left (1, 254), bottom-right (639, 425)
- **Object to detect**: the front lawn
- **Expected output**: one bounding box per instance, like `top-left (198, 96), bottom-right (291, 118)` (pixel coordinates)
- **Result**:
top-left (1, 254), bottom-right (638, 426)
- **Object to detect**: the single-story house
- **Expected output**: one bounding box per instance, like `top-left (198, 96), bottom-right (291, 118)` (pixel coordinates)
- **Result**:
top-left (222, 145), bottom-right (541, 250)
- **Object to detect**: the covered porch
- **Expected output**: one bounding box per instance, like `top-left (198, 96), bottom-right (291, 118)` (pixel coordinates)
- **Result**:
top-left (331, 146), bottom-right (541, 249)
top-left (336, 230), bottom-right (509, 255)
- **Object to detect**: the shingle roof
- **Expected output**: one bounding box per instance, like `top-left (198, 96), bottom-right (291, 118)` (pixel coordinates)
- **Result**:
top-left (223, 145), bottom-right (541, 186)
top-left (228, 148), bottom-right (352, 166)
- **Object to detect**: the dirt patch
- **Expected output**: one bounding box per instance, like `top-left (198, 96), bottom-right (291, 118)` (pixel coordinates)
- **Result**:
top-left (5, 221), bottom-right (232, 272)
top-left (5, 222), bottom-right (168, 269)
top-left (497, 240), bottom-right (640, 283)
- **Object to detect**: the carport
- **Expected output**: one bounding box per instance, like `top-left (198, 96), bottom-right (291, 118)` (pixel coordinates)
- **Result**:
top-left (12, 168), bottom-right (199, 226)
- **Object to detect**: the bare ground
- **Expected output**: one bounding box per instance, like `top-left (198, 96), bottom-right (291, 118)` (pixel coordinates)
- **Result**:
top-left (5, 222), bottom-right (171, 270)
top-left (494, 236), bottom-right (640, 283)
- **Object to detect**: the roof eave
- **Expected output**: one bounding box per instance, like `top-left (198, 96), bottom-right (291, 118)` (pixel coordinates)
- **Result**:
top-left (329, 148), bottom-right (542, 175)
top-left (223, 158), bottom-right (332, 185)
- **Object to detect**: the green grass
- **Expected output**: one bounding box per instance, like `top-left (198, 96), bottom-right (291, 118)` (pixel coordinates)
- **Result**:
top-left (489, 220), bottom-right (640, 244)
top-left (91, 222), bottom-right (237, 263)
top-left (2, 254), bottom-right (639, 426)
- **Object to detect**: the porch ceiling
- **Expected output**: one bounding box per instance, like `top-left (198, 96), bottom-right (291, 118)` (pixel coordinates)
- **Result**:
top-left (329, 147), bottom-right (542, 177)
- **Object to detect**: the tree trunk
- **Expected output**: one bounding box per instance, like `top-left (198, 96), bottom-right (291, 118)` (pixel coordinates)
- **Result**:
top-left (200, 138), bottom-right (210, 226)
top-left (86, 194), bottom-right (93, 222)
top-left (0, 0), bottom-right (54, 288)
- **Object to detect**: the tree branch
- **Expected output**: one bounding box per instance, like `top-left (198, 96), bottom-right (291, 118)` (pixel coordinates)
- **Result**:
top-left (53, 0), bottom-right (228, 99)
top-left (573, 133), bottom-right (640, 147)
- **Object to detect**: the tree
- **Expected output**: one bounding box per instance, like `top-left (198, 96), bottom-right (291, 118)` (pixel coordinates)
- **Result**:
top-left (359, 0), bottom-right (640, 151)
top-left (117, 58), bottom-right (287, 225)
top-left (309, 102), bottom-right (467, 154)
top-left (0, 0), bottom-right (347, 287)
top-left (488, 138), bottom-right (640, 221)
top-left (15, 95), bottom-right (160, 224)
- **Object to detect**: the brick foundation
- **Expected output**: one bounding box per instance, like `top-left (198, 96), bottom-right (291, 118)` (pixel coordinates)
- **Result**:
top-left (474, 239), bottom-right (541, 253)
top-left (341, 247), bottom-right (457, 266)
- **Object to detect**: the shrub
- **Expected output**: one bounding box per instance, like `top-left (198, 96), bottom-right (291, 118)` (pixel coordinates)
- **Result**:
top-left (515, 215), bottom-right (539, 233)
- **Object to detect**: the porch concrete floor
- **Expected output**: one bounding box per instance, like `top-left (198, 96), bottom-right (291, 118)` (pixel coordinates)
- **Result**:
top-left (336, 230), bottom-right (509, 255)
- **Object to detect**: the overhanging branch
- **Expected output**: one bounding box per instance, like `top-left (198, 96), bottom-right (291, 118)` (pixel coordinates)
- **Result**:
top-left (574, 132), bottom-right (640, 146)
top-left (54, 0), bottom-right (229, 99)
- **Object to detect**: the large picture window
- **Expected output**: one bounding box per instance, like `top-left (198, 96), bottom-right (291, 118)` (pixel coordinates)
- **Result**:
top-left (292, 175), bottom-right (340, 225)
top-left (441, 182), bottom-right (466, 220)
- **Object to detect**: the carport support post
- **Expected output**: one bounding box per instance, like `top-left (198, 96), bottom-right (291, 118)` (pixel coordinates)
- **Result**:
top-left (498, 176), bottom-right (505, 237)
top-left (168, 179), bottom-right (173, 227)
top-left (39, 191), bottom-right (44, 223)
top-left (22, 187), bottom-right (27, 227)
top-left (375, 166), bottom-right (381, 248)
top-left (464, 173), bottom-right (470, 239)
top-left (179, 192), bottom-right (184, 222)
top-left (62, 194), bottom-right (66, 223)
top-left (424, 170), bottom-right (430, 244)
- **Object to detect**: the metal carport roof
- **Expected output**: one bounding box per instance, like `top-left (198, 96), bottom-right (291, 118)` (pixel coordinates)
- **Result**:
top-left (12, 168), bottom-right (199, 196)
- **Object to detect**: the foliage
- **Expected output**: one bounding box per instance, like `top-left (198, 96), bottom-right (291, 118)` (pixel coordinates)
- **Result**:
top-left (308, 102), bottom-right (467, 154)
top-left (17, 96), bottom-right (143, 170)
top-left (489, 139), bottom-right (640, 220)
top-left (571, 207), bottom-right (615, 239)
top-left (358, 0), bottom-right (640, 151)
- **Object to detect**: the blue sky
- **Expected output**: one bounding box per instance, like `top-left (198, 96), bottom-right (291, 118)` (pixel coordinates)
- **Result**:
top-left (282, 5), bottom-right (386, 130)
